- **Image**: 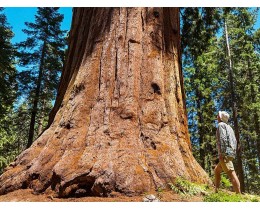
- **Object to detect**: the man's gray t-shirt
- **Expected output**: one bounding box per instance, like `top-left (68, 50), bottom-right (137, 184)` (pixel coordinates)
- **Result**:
top-left (216, 122), bottom-right (237, 158)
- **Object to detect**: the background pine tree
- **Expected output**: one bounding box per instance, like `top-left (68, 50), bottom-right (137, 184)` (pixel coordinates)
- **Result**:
top-left (182, 7), bottom-right (260, 194)
top-left (16, 7), bottom-right (67, 148)
top-left (220, 8), bottom-right (260, 193)
top-left (0, 7), bottom-right (67, 173)
top-left (181, 7), bottom-right (221, 175)
top-left (0, 8), bottom-right (18, 173)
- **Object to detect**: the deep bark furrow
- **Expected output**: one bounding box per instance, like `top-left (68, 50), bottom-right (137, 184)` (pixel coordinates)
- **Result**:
top-left (98, 43), bottom-right (104, 95)
top-left (141, 11), bottom-right (145, 32)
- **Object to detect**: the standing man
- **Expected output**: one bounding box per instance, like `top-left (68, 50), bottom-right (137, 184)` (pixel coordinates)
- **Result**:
top-left (214, 111), bottom-right (241, 194)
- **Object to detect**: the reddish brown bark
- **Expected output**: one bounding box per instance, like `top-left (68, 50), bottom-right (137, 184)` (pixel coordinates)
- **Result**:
top-left (0, 8), bottom-right (210, 197)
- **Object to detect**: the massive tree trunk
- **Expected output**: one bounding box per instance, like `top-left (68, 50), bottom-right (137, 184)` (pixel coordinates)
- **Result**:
top-left (0, 8), bottom-right (210, 197)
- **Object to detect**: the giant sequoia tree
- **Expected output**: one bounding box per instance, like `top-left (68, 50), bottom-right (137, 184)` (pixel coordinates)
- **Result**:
top-left (0, 8), bottom-right (210, 197)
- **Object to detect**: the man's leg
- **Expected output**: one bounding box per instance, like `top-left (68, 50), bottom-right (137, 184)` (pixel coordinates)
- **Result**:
top-left (214, 163), bottom-right (222, 193)
top-left (226, 170), bottom-right (241, 194)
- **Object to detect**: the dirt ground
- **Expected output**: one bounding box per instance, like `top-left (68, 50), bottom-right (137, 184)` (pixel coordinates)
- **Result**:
top-left (0, 189), bottom-right (203, 202)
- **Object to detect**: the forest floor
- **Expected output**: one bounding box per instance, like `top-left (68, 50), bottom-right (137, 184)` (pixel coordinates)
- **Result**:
top-left (0, 188), bottom-right (203, 202)
top-left (0, 188), bottom-right (259, 202)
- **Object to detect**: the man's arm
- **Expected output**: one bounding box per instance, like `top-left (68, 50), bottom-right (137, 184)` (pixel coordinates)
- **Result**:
top-left (217, 126), bottom-right (222, 160)
top-left (218, 123), bottom-right (228, 158)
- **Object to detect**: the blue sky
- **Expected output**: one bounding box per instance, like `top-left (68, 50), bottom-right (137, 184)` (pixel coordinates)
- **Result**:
top-left (3, 7), bottom-right (259, 45)
top-left (4, 7), bottom-right (73, 44)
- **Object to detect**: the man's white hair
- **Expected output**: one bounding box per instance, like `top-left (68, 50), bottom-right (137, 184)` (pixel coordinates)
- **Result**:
top-left (218, 111), bottom-right (230, 123)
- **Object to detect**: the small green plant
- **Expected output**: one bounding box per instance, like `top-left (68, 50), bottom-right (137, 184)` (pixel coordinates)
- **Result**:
top-left (142, 192), bottom-right (149, 196)
top-left (210, 174), bottom-right (232, 189)
top-left (221, 175), bottom-right (232, 189)
top-left (156, 187), bottom-right (164, 199)
top-left (168, 177), bottom-right (207, 197)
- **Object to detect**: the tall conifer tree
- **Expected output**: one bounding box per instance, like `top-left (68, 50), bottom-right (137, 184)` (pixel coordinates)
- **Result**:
top-left (0, 7), bottom-right (17, 117)
top-left (181, 8), bottom-right (221, 173)
top-left (16, 7), bottom-right (67, 148)
top-left (221, 8), bottom-right (259, 193)
top-left (0, 7), bottom-right (18, 173)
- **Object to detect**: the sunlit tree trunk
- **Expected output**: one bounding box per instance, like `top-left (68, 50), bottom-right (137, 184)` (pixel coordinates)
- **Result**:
top-left (27, 41), bottom-right (47, 148)
top-left (224, 19), bottom-right (245, 192)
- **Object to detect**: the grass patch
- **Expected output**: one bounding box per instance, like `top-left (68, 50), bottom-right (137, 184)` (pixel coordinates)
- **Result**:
top-left (204, 191), bottom-right (260, 202)
top-left (168, 177), bottom-right (260, 202)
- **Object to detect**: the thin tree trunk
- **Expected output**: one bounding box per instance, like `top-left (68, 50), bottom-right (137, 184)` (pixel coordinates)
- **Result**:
top-left (224, 19), bottom-right (245, 192)
top-left (37, 99), bottom-right (45, 136)
top-left (244, 136), bottom-right (257, 193)
top-left (0, 8), bottom-right (210, 197)
top-left (37, 92), bottom-right (47, 136)
top-left (196, 87), bottom-right (205, 169)
top-left (37, 115), bottom-right (44, 136)
top-left (26, 41), bottom-right (46, 148)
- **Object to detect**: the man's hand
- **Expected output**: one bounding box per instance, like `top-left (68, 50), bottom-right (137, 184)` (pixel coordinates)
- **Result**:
top-left (219, 154), bottom-right (223, 161)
